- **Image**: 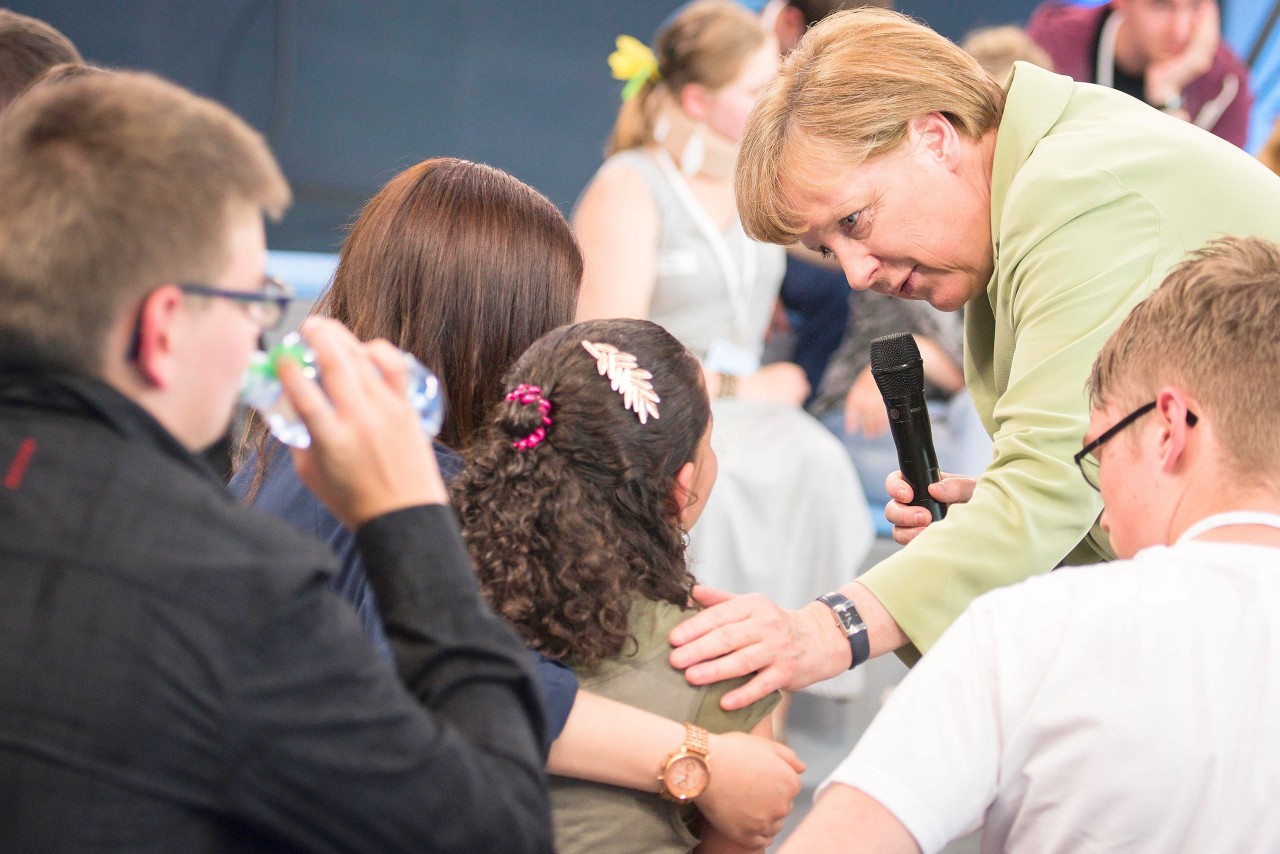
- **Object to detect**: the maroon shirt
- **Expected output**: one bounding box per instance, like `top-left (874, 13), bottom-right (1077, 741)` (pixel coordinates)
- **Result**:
top-left (1027, 0), bottom-right (1253, 148)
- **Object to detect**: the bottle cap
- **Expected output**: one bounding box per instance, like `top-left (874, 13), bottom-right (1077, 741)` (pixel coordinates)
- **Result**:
top-left (266, 333), bottom-right (314, 380)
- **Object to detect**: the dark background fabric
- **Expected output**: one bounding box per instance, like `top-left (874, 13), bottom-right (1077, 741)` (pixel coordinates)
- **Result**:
top-left (12, 0), bottom-right (1037, 253)
top-left (0, 368), bottom-right (550, 851)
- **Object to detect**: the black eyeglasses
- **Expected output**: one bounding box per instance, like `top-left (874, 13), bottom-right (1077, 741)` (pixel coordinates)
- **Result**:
top-left (178, 275), bottom-right (293, 331)
top-left (1073, 401), bottom-right (1198, 490)
top-left (127, 275), bottom-right (293, 362)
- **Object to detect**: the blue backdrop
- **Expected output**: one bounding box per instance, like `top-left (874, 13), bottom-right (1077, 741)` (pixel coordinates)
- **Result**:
top-left (15, 1), bottom-right (1041, 254)
top-left (1223, 1), bottom-right (1280, 153)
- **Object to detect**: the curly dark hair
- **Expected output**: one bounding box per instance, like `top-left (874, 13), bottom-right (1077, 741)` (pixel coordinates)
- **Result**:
top-left (451, 318), bottom-right (711, 668)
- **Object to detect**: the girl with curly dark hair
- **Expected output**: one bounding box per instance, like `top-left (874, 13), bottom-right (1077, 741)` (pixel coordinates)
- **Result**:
top-left (453, 318), bottom-right (780, 854)
top-left (232, 161), bottom-right (802, 849)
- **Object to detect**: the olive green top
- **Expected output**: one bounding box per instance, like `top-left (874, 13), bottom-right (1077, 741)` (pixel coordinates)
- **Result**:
top-left (550, 598), bottom-right (780, 854)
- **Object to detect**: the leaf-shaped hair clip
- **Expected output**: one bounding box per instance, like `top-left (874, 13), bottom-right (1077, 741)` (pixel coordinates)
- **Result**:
top-left (582, 340), bottom-right (661, 424)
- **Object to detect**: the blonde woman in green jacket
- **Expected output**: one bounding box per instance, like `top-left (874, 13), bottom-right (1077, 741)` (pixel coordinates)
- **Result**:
top-left (669, 7), bottom-right (1280, 703)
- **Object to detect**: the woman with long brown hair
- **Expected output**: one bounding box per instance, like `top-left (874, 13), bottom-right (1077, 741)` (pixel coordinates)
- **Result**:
top-left (233, 156), bottom-right (580, 640)
top-left (231, 156), bottom-right (803, 849)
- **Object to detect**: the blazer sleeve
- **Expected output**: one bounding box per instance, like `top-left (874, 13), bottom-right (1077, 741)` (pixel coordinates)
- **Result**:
top-left (223, 504), bottom-right (552, 853)
top-left (858, 169), bottom-right (1169, 659)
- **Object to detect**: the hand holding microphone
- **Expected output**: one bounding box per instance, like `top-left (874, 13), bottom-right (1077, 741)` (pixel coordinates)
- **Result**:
top-left (869, 332), bottom-right (949, 523)
top-left (885, 469), bottom-right (976, 545)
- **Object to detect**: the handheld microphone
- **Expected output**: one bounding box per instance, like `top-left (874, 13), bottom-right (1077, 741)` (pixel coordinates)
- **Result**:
top-left (869, 332), bottom-right (946, 522)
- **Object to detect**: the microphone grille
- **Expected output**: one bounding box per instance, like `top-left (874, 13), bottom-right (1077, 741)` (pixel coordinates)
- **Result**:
top-left (869, 332), bottom-right (924, 398)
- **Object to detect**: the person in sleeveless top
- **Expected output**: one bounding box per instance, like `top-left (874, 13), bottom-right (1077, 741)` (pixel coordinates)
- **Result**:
top-left (574, 1), bottom-right (873, 712)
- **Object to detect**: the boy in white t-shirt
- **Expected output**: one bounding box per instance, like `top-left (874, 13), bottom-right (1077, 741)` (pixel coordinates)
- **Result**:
top-left (783, 236), bottom-right (1280, 854)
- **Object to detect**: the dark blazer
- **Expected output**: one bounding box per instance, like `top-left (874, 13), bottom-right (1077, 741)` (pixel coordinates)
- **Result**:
top-left (230, 438), bottom-right (578, 747)
top-left (0, 366), bottom-right (550, 853)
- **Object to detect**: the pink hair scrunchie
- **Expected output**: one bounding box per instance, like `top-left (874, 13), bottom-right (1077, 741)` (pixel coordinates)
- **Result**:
top-left (505, 383), bottom-right (553, 451)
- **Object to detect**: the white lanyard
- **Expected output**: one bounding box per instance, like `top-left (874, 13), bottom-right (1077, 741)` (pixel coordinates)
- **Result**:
top-left (1095, 10), bottom-right (1122, 89)
top-left (654, 148), bottom-right (756, 344)
top-left (1176, 512), bottom-right (1280, 544)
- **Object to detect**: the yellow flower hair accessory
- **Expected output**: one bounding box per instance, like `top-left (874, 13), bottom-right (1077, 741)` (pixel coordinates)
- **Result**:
top-left (609, 34), bottom-right (659, 102)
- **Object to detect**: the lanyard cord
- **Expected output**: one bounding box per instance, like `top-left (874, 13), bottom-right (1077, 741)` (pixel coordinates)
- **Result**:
top-left (1176, 511), bottom-right (1280, 544)
top-left (653, 148), bottom-right (756, 345)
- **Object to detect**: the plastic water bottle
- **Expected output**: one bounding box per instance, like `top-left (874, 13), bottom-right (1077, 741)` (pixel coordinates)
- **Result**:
top-left (240, 332), bottom-right (445, 449)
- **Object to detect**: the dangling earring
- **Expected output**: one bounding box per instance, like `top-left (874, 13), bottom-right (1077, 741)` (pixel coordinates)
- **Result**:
top-left (679, 122), bottom-right (706, 178)
top-left (679, 523), bottom-right (691, 549)
top-left (653, 113), bottom-right (671, 144)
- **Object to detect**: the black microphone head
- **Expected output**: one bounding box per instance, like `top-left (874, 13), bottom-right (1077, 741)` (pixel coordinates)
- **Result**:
top-left (869, 332), bottom-right (924, 398)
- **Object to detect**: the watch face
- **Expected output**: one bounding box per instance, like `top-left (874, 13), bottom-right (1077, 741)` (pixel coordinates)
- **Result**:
top-left (665, 755), bottom-right (709, 800)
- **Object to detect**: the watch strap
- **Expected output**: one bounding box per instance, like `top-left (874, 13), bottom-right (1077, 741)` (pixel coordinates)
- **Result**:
top-left (682, 722), bottom-right (709, 757)
top-left (817, 591), bottom-right (870, 670)
top-left (716, 372), bottom-right (737, 399)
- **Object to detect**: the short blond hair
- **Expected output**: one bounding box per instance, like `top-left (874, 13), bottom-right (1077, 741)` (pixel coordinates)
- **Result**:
top-left (1088, 237), bottom-right (1280, 487)
top-left (736, 7), bottom-right (1004, 244)
top-left (0, 71), bottom-right (290, 372)
top-left (961, 25), bottom-right (1053, 83)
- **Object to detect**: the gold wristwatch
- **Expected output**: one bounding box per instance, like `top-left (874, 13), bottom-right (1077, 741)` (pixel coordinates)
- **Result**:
top-left (659, 723), bottom-right (710, 802)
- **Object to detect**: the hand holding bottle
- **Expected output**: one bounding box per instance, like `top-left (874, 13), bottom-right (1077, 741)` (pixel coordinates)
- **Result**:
top-left (275, 318), bottom-right (448, 530)
top-left (241, 330), bottom-right (443, 449)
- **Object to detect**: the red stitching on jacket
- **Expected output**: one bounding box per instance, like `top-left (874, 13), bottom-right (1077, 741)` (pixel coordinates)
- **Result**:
top-left (5, 437), bottom-right (37, 490)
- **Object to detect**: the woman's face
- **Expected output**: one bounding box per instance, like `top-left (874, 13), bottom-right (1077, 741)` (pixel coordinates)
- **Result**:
top-left (787, 116), bottom-right (995, 313)
top-left (698, 41), bottom-right (779, 144)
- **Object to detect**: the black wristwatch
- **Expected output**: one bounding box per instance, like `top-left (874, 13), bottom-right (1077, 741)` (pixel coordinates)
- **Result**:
top-left (817, 591), bottom-right (870, 670)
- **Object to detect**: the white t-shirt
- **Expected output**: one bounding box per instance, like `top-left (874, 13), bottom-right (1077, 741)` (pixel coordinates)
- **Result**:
top-left (825, 539), bottom-right (1280, 853)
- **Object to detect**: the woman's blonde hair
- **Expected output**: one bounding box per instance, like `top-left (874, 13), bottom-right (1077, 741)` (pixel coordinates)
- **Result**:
top-left (606, 0), bottom-right (764, 157)
top-left (736, 7), bottom-right (1005, 244)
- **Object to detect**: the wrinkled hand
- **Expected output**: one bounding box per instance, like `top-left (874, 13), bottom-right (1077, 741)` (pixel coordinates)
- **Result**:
top-left (279, 317), bottom-right (447, 530)
top-left (884, 469), bottom-right (975, 545)
top-left (669, 585), bottom-right (837, 709)
top-left (1145, 0), bottom-right (1219, 108)
top-left (739, 362), bottom-right (809, 407)
top-left (843, 366), bottom-right (889, 438)
top-left (700, 732), bottom-right (805, 849)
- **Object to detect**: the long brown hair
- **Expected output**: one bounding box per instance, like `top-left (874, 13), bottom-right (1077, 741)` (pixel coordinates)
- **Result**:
top-left (239, 157), bottom-right (582, 495)
top-left (451, 319), bottom-right (710, 668)
top-left (317, 157), bottom-right (582, 450)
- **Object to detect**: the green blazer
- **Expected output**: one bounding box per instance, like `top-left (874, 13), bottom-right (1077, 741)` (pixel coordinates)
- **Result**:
top-left (861, 62), bottom-right (1280, 662)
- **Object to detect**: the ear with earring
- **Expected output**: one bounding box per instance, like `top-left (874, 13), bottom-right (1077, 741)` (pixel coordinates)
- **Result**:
top-left (661, 82), bottom-right (712, 178)
top-left (672, 457), bottom-right (700, 546)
